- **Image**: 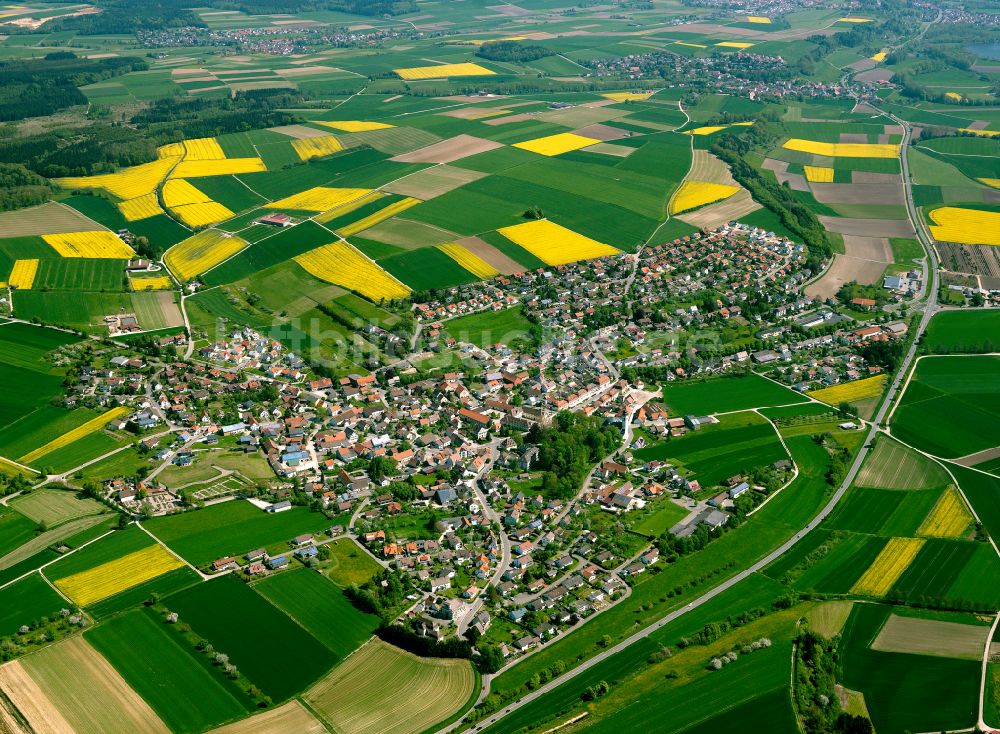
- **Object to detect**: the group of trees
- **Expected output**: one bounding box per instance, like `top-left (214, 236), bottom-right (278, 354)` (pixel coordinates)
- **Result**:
top-left (795, 630), bottom-right (873, 734)
top-left (711, 121), bottom-right (832, 273)
top-left (476, 40), bottom-right (554, 63)
top-left (527, 412), bottom-right (622, 500)
top-left (0, 52), bottom-right (147, 122)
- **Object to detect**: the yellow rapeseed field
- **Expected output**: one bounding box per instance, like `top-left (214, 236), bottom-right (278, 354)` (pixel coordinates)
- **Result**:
top-left (8, 259), bottom-right (38, 289)
top-left (602, 91), bottom-right (654, 101)
top-left (684, 126), bottom-right (727, 136)
top-left (670, 181), bottom-right (740, 214)
top-left (53, 157), bottom-right (179, 200)
top-left (292, 135), bottom-right (343, 161)
top-left (809, 374), bottom-right (886, 404)
top-left (928, 207), bottom-right (1000, 246)
top-left (271, 186), bottom-right (375, 213)
top-left (871, 51), bottom-right (887, 62)
top-left (316, 120), bottom-right (395, 132)
top-left (130, 275), bottom-right (173, 291)
top-left (945, 92), bottom-right (962, 101)
top-left (294, 242), bottom-right (410, 301)
top-left (182, 137), bottom-right (226, 160)
top-left (747, 16), bottom-right (771, 23)
top-left (918, 487), bottom-right (973, 538)
top-left (19, 407), bottom-right (131, 464)
top-left (783, 138), bottom-right (899, 158)
top-left (336, 197), bottom-right (421, 237)
top-left (157, 142), bottom-right (185, 159)
top-left (314, 191), bottom-right (385, 223)
top-left (170, 158), bottom-right (266, 178)
top-left (839, 17), bottom-right (874, 22)
top-left (513, 132), bottom-right (602, 157)
top-left (43, 231), bottom-right (135, 259)
top-left (852, 537), bottom-right (925, 597)
top-left (675, 41), bottom-right (707, 48)
top-left (118, 193), bottom-right (164, 222)
top-left (497, 219), bottom-right (620, 266)
top-left (437, 243), bottom-right (499, 279)
top-left (978, 178), bottom-right (1000, 188)
top-left (394, 62), bottom-right (495, 80)
top-left (959, 128), bottom-right (1000, 137)
top-left (54, 545), bottom-right (184, 607)
top-left (163, 179), bottom-right (234, 227)
top-left (804, 165), bottom-right (835, 183)
top-left (165, 230), bottom-right (249, 281)
top-left (717, 41), bottom-right (754, 49)
top-left (163, 179), bottom-right (212, 207)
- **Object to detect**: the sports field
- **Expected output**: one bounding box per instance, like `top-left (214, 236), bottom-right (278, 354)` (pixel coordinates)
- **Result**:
top-left (891, 356), bottom-right (1000, 458)
top-left (304, 638), bottom-right (476, 734)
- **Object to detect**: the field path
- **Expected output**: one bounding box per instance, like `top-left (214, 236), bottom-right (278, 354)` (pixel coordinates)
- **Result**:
top-left (135, 521), bottom-right (215, 581)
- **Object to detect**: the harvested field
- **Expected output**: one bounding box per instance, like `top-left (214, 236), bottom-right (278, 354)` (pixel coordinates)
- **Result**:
top-left (358, 218), bottom-right (458, 249)
top-left (269, 124), bottom-right (330, 139)
top-left (817, 215), bottom-right (916, 238)
top-left (871, 614), bottom-right (988, 660)
top-left (481, 112), bottom-right (534, 126)
top-left (687, 150), bottom-right (737, 186)
top-left (0, 660), bottom-right (74, 734)
top-left (762, 158), bottom-right (808, 191)
top-left (809, 182), bottom-right (905, 205)
top-left (454, 235), bottom-right (524, 275)
top-left (840, 133), bottom-right (868, 144)
top-left (0, 203), bottom-right (103, 238)
top-left (391, 134), bottom-right (502, 164)
top-left (207, 701), bottom-right (325, 734)
top-left (937, 242), bottom-right (1000, 280)
top-left (677, 188), bottom-right (761, 230)
top-left (304, 639), bottom-right (475, 734)
top-left (856, 68), bottom-right (895, 83)
top-left (380, 164), bottom-right (486, 199)
top-left (582, 142), bottom-right (634, 157)
top-left (13, 636), bottom-right (169, 734)
top-left (852, 171), bottom-right (900, 184)
top-left (535, 105), bottom-right (629, 128)
top-left (807, 601), bottom-right (854, 639)
top-left (573, 123), bottom-right (632, 141)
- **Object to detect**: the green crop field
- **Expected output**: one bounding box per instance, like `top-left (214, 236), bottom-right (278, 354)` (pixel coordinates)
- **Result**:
top-left (855, 438), bottom-right (950, 490)
top-left (380, 247), bottom-right (479, 291)
top-left (255, 569), bottom-right (379, 660)
top-left (305, 638), bottom-right (476, 734)
top-left (10, 489), bottom-right (106, 527)
top-left (950, 464), bottom-right (1000, 544)
top-left (0, 572), bottom-right (66, 636)
top-left (0, 322), bottom-right (79, 433)
top-left (659, 373), bottom-right (807, 415)
top-left (635, 413), bottom-right (787, 488)
top-left (792, 533), bottom-right (887, 593)
top-left (165, 576), bottom-right (337, 701)
top-left (143, 501), bottom-right (332, 566)
top-left (839, 604), bottom-right (980, 733)
top-left (324, 538), bottom-right (382, 588)
top-left (44, 525), bottom-right (154, 582)
top-left (630, 500), bottom-right (690, 537)
top-left (0, 509), bottom-right (39, 558)
top-left (890, 539), bottom-right (980, 606)
top-left (32, 258), bottom-right (126, 291)
top-left (444, 306), bottom-right (535, 348)
top-left (891, 356), bottom-right (1000, 458)
top-left (87, 608), bottom-right (250, 733)
top-left (86, 566), bottom-right (201, 620)
top-left (924, 309), bottom-right (1000, 353)
top-left (826, 486), bottom-right (941, 536)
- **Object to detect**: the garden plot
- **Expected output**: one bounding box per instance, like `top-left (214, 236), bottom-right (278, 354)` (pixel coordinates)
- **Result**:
top-left (870, 614), bottom-right (988, 661)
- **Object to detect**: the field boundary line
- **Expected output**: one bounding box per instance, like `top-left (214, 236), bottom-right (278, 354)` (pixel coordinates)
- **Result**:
top-left (978, 612), bottom-right (1000, 730)
top-left (134, 521), bottom-right (212, 580)
top-left (746, 409), bottom-right (799, 517)
top-left (0, 527), bottom-right (116, 593)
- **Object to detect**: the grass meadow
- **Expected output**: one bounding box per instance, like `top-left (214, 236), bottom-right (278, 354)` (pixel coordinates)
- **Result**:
top-left (659, 373), bottom-right (807, 415)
